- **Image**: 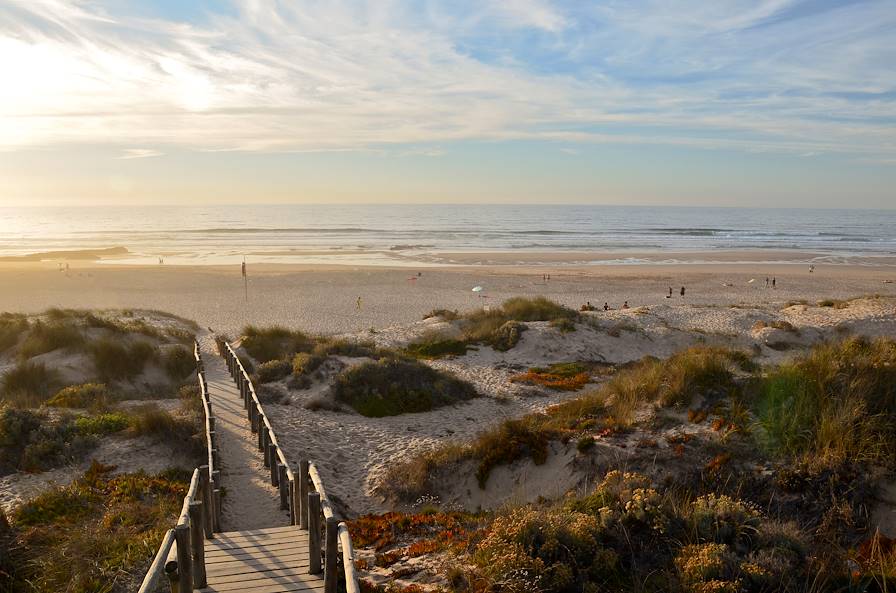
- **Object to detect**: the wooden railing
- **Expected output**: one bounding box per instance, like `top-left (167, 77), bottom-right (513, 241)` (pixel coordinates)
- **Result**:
top-left (137, 341), bottom-right (219, 593)
top-left (221, 340), bottom-right (360, 593)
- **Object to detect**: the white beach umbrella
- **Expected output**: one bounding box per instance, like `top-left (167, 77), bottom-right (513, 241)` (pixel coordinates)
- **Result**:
top-left (472, 286), bottom-right (484, 293)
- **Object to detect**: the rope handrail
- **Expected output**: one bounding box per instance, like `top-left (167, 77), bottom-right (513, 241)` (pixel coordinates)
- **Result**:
top-left (222, 340), bottom-right (360, 593)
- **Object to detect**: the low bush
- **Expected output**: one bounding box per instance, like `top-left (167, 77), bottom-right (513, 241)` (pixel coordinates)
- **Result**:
top-left (162, 345), bottom-right (195, 381)
top-left (256, 359), bottom-right (292, 383)
top-left (74, 412), bottom-right (130, 436)
top-left (18, 321), bottom-right (84, 359)
top-left (45, 383), bottom-right (111, 410)
top-left (242, 325), bottom-right (313, 363)
top-left (0, 405), bottom-right (96, 474)
top-left (90, 339), bottom-right (157, 381)
top-left (550, 317), bottom-right (576, 333)
top-left (332, 358), bottom-right (477, 417)
top-left (1, 361), bottom-right (59, 404)
top-left (473, 507), bottom-right (618, 592)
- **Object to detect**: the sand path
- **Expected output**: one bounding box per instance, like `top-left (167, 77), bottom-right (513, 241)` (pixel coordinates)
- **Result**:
top-left (199, 335), bottom-right (291, 530)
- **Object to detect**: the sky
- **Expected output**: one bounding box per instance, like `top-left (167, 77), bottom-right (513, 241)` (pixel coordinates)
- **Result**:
top-left (0, 0), bottom-right (894, 208)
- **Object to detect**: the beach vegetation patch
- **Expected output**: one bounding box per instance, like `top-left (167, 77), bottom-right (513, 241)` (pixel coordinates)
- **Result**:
top-left (423, 308), bottom-right (460, 321)
top-left (46, 383), bottom-right (111, 410)
top-left (18, 321), bottom-right (84, 359)
top-left (90, 338), bottom-right (157, 381)
top-left (4, 462), bottom-right (189, 592)
top-left (162, 345), bottom-right (195, 381)
top-left (1, 361), bottom-right (60, 404)
top-left (511, 362), bottom-right (591, 391)
top-left (0, 405), bottom-right (96, 474)
top-left (257, 359), bottom-right (292, 383)
top-left (74, 412), bottom-right (130, 436)
top-left (404, 335), bottom-right (469, 359)
top-left (242, 325), bottom-right (313, 362)
top-left (0, 313), bottom-right (28, 353)
top-left (332, 358), bottom-right (477, 417)
top-left (460, 297), bottom-right (577, 351)
top-left (754, 336), bottom-right (896, 466)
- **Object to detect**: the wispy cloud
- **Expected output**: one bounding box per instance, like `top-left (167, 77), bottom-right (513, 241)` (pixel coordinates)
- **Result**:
top-left (0, 0), bottom-right (893, 160)
top-left (117, 148), bottom-right (163, 159)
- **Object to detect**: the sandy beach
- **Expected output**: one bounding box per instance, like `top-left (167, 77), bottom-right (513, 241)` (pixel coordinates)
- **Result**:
top-left (1, 256), bottom-right (894, 337)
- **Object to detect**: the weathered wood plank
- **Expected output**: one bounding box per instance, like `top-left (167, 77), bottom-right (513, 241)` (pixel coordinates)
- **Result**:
top-left (206, 541), bottom-right (304, 559)
top-left (206, 549), bottom-right (307, 566)
top-left (206, 533), bottom-right (303, 551)
top-left (206, 557), bottom-right (310, 578)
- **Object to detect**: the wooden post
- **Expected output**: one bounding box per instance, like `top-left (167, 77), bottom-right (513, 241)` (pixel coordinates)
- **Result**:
top-left (269, 444), bottom-right (278, 485)
top-left (249, 405), bottom-right (258, 433)
top-left (299, 460), bottom-right (309, 529)
top-left (188, 501), bottom-right (207, 588)
top-left (278, 465), bottom-right (288, 510)
top-left (289, 477), bottom-right (298, 525)
top-left (257, 421), bottom-right (265, 452)
top-left (200, 466), bottom-right (213, 538)
top-left (174, 523), bottom-right (193, 593)
top-left (211, 470), bottom-right (222, 532)
top-left (208, 416), bottom-right (215, 432)
top-left (262, 427), bottom-right (271, 467)
top-left (325, 516), bottom-right (338, 593)
top-left (164, 562), bottom-right (178, 593)
top-left (308, 492), bottom-right (322, 575)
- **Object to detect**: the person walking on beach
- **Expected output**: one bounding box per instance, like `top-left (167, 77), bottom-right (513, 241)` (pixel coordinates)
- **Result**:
top-left (668, 286), bottom-right (673, 298)
top-left (604, 302), bottom-right (609, 311)
top-left (772, 277), bottom-right (776, 289)
top-left (765, 277), bottom-right (769, 287)
top-left (680, 286), bottom-right (685, 298)
top-left (356, 296), bottom-right (362, 310)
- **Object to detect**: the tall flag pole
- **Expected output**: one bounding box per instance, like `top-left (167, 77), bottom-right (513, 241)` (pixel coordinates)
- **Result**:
top-left (242, 257), bottom-right (248, 302)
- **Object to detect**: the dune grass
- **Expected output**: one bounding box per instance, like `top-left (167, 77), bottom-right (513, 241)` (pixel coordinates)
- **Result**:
top-left (404, 335), bottom-right (470, 359)
top-left (90, 339), bottom-right (157, 381)
top-left (385, 346), bottom-right (749, 496)
top-left (0, 404), bottom-right (97, 474)
top-left (162, 345), bottom-right (195, 381)
top-left (1, 361), bottom-right (60, 405)
top-left (332, 358), bottom-right (478, 417)
top-left (18, 321), bottom-right (85, 359)
top-left (461, 297), bottom-right (578, 351)
top-left (754, 336), bottom-right (896, 466)
top-left (0, 313), bottom-right (28, 354)
top-left (242, 325), bottom-right (313, 363)
top-left (4, 462), bottom-right (189, 593)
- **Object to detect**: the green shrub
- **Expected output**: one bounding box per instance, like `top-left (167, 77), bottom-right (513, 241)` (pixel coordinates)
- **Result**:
top-left (162, 345), bottom-right (195, 381)
top-left (1, 361), bottom-right (59, 403)
top-left (256, 359), bottom-right (292, 383)
top-left (242, 325), bottom-right (313, 362)
top-left (127, 405), bottom-right (202, 456)
top-left (754, 336), bottom-right (896, 465)
top-left (75, 413), bottom-right (130, 436)
top-left (18, 321), bottom-right (84, 359)
top-left (0, 405), bottom-right (96, 473)
top-left (90, 339), bottom-right (157, 381)
top-left (550, 317), bottom-right (576, 333)
top-left (689, 494), bottom-right (761, 546)
top-left (46, 383), bottom-right (110, 409)
top-left (404, 336), bottom-right (469, 359)
top-left (332, 358), bottom-right (477, 417)
top-left (0, 313), bottom-right (28, 353)
top-left (577, 435), bottom-right (595, 452)
top-left (292, 352), bottom-right (325, 377)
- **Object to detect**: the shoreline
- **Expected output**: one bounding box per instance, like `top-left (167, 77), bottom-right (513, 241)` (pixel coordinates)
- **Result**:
top-left (2, 247), bottom-right (896, 269)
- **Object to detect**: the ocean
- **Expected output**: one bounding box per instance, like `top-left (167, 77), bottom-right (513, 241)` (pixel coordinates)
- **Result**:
top-left (1, 204), bottom-right (894, 266)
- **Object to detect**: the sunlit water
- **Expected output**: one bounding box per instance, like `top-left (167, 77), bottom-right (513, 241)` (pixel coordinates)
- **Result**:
top-left (1, 204), bottom-right (894, 266)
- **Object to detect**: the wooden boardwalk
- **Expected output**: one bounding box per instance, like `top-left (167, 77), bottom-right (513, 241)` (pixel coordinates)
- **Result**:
top-left (199, 526), bottom-right (324, 592)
